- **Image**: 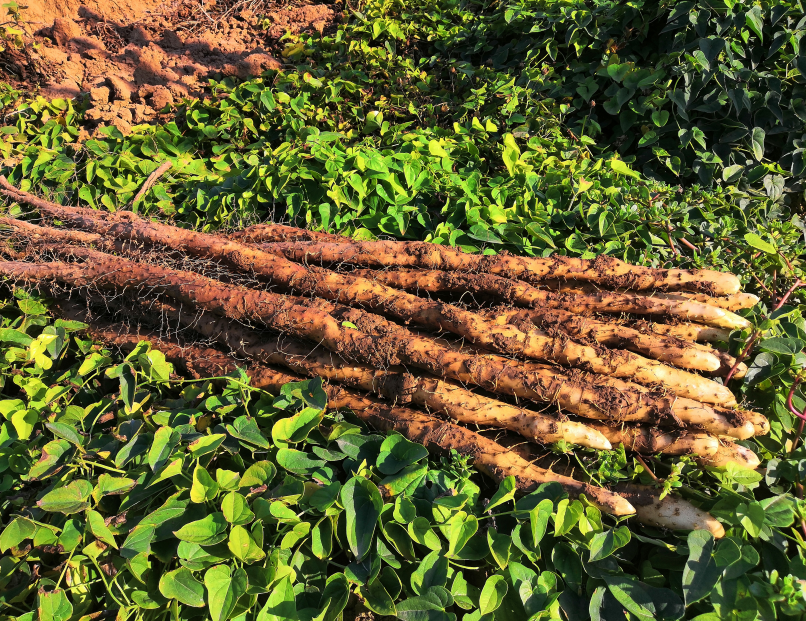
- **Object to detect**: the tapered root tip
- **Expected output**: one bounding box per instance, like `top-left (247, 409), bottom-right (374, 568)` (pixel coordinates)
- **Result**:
top-left (697, 443), bottom-right (760, 469)
top-left (611, 496), bottom-right (637, 516)
top-left (589, 436), bottom-right (612, 451)
top-left (565, 423), bottom-right (612, 450)
top-left (665, 347), bottom-right (722, 372)
top-left (615, 484), bottom-right (725, 537)
top-left (722, 421), bottom-right (757, 441)
top-left (678, 270), bottom-right (741, 296)
top-left (693, 305), bottom-right (753, 330)
top-left (748, 413), bottom-right (770, 436)
top-left (709, 385), bottom-right (738, 408)
top-left (737, 293), bottom-right (760, 308)
top-left (718, 311), bottom-right (752, 330)
top-left (685, 435), bottom-right (721, 457)
top-left (695, 351), bottom-right (723, 372)
top-left (634, 499), bottom-right (726, 539)
top-left (705, 272), bottom-right (742, 295)
top-left (731, 362), bottom-right (748, 379)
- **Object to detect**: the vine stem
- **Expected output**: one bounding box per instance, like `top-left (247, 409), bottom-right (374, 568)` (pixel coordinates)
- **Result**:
top-left (634, 454), bottom-right (660, 483)
top-left (725, 278), bottom-right (804, 384)
top-left (665, 222), bottom-right (678, 257)
top-left (55, 523), bottom-right (86, 589)
top-left (774, 279), bottom-right (803, 312)
top-left (724, 332), bottom-right (761, 384)
top-left (794, 484), bottom-right (806, 541)
top-left (751, 273), bottom-right (774, 300)
top-left (679, 237), bottom-right (698, 252)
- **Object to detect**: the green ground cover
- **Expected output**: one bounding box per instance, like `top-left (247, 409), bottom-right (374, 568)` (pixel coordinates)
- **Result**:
top-left (2, 0), bottom-right (806, 619)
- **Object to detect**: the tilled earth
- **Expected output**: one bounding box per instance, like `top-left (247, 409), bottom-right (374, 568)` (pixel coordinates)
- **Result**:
top-left (7, 0), bottom-right (339, 135)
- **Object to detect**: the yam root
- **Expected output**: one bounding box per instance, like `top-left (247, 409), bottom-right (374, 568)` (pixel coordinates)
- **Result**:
top-left (493, 307), bottom-right (747, 379)
top-left (696, 441), bottom-right (761, 469)
top-left (613, 484), bottom-right (725, 538)
top-left (491, 441), bottom-right (725, 536)
top-left (717, 408), bottom-right (769, 437)
top-left (586, 423), bottom-right (720, 457)
top-left (3, 220), bottom-right (736, 405)
top-left (203, 335), bottom-right (616, 450)
top-left (633, 320), bottom-right (746, 378)
top-left (354, 402), bottom-right (634, 515)
top-left (651, 291), bottom-right (758, 311)
top-left (0, 216), bottom-right (133, 255)
top-left (484, 307), bottom-right (721, 372)
top-left (73, 295), bottom-right (613, 450)
top-left (535, 279), bottom-right (757, 313)
top-left (628, 318), bottom-right (747, 378)
top-left (637, 321), bottom-right (732, 343)
top-left (68, 310), bottom-right (635, 515)
top-left (254, 239), bottom-right (740, 294)
top-left (2, 217), bottom-right (732, 402)
top-left (3, 246), bottom-right (754, 437)
top-left (355, 268), bottom-right (748, 330)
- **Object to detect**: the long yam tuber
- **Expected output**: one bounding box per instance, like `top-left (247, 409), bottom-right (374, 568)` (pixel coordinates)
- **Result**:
top-left (586, 422), bottom-right (720, 457)
top-left (484, 306), bottom-right (721, 372)
top-left (2, 216), bottom-right (733, 402)
top-left (354, 268), bottom-right (749, 330)
top-left (533, 279), bottom-right (757, 314)
top-left (613, 484), bottom-right (725, 538)
top-left (229, 222), bottom-right (347, 244)
top-left (68, 310), bottom-right (635, 515)
top-left (696, 441), bottom-right (761, 469)
top-left (1, 250), bottom-right (755, 437)
top-left (637, 320), bottom-right (732, 343)
top-left (253, 239), bottom-right (741, 294)
top-left (648, 291), bottom-right (758, 311)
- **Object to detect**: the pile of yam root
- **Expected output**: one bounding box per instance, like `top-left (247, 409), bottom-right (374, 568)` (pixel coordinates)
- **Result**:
top-left (0, 177), bottom-right (768, 538)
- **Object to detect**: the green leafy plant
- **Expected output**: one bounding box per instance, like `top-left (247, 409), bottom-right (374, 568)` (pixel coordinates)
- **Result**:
top-left (2, 0), bottom-right (806, 618)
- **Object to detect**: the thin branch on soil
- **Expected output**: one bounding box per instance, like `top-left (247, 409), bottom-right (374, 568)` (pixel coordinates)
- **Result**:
top-left (130, 161), bottom-right (173, 209)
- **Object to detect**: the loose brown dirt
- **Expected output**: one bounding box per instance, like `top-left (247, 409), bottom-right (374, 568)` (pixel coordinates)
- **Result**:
top-left (8, 0), bottom-right (339, 134)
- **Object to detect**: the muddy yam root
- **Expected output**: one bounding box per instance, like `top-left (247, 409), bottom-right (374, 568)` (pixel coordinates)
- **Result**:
top-left (0, 184), bottom-right (764, 490)
top-left (614, 484), bottom-right (725, 538)
top-left (587, 423), bottom-right (720, 457)
top-left (485, 307), bottom-right (721, 372)
top-left (2, 218), bottom-right (736, 405)
top-left (229, 222), bottom-right (347, 244)
top-left (638, 321), bottom-right (732, 343)
top-left (651, 291), bottom-right (759, 311)
top-left (1, 217), bottom-right (731, 402)
top-left (255, 239), bottom-right (740, 294)
top-left (354, 268), bottom-right (748, 330)
top-left (65, 310), bottom-right (635, 516)
top-left (696, 441), bottom-right (761, 469)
